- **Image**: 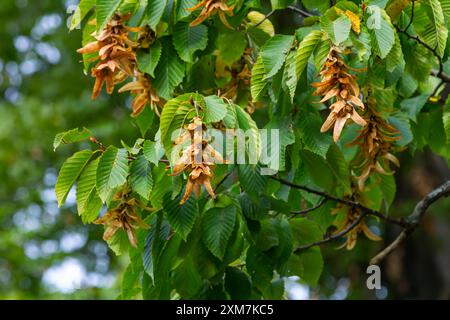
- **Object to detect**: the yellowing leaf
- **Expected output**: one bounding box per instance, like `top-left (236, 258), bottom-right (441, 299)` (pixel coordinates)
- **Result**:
top-left (336, 8), bottom-right (361, 34)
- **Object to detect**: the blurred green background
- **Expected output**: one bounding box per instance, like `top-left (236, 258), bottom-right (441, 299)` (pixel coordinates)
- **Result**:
top-left (0, 0), bottom-right (449, 299)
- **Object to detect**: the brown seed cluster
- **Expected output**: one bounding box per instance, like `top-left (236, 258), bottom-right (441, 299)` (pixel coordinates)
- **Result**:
top-left (169, 116), bottom-right (228, 205)
top-left (187, 0), bottom-right (235, 29)
top-left (312, 46), bottom-right (367, 142)
top-left (77, 14), bottom-right (138, 99)
top-left (350, 103), bottom-right (400, 191)
top-left (77, 14), bottom-right (161, 116)
top-left (94, 188), bottom-right (149, 247)
top-left (332, 194), bottom-right (381, 250)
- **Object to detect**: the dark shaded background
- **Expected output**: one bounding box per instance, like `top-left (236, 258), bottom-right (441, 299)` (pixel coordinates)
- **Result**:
top-left (0, 0), bottom-right (449, 299)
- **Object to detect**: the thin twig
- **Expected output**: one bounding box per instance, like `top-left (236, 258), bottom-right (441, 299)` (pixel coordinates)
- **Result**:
top-left (290, 198), bottom-right (327, 216)
top-left (270, 176), bottom-right (408, 228)
top-left (370, 180), bottom-right (450, 265)
top-left (254, 10), bottom-right (275, 27)
top-left (287, 5), bottom-right (314, 18)
top-left (404, 0), bottom-right (415, 32)
top-left (294, 213), bottom-right (367, 252)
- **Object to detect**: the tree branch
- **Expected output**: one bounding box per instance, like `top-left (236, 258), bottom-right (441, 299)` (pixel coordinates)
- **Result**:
top-left (290, 198), bottom-right (327, 216)
top-left (270, 176), bottom-right (408, 228)
top-left (287, 5), bottom-right (315, 18)
top-left (370, 180), bottom-right (450, 265)
top-left (294, 213), bottom-right (366, 252)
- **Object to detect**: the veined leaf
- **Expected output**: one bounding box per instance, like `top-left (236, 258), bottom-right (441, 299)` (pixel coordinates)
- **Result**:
top-left (260, 35), bottom-right (294, 79)
top-left (283, 50), bottom-right (297, 101)
top-left (56, 150), bottom-right (93, 207)
top-left (217, 31), bottom-right (247, 66)
top-left (145, 0), bottom-right (168, 30)
top-left (76, 158), bottom-right (102, 223)
top-left (204, 95), bottom-right (228, 123)
top-left (238, 164), bottom-right (267, 199)
top-left (250, 55), bottom-right (267, 102)
top-left (136, 41), bottom-right (162, 78)
top-left (159, 93), bottom-right (202, 154)
top-left (202, 204), bottom-right (237, 259)
top-left (53, 127), bottom-right (92, 151)
top-left (173, 22), bottom-right (208, 63)
top-left (130, 155), bottom-right (153, 200)
top-left (153, 37), bottom-right (185, 100)
top-left (96, 146), bottom-right (129, 202)
top-left (294, 30), bottom-right (323, 97)
top-left (423, 0), bottom-right (448, 57)
top-left (235, 105), bottom-right (261, 162)
top-left (96, 0), bottom-right (123, 31)
top-left (70, 0), bottom-right (95, 31)
top-left (366, 6), bottom-right (395, 59)
top-left (320, 14), bottom-right (351, 44)
top-left (164, 193), bottom-right (199, 241)
top-left (143, 139), bottom-right (164, 165)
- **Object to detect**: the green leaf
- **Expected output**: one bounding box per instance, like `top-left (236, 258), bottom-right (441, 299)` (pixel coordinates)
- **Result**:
top-left (379, 173), bottom-right (396, 211)
top-left (260, 35), bottom-right (294, 79)
top-left (400, 94), bottom-right (429, 122)
top-left (136, 41), bottom-right (162, 78)
top-left (53, 127), bottom-right (92, 151)
top-left (288, 218), bottom-right (324, 286)
top-left (250, 55), bottom-right (267, 102)
top-left (175, 0), bottom-right (197, 22)
top-left (130, 155), bottom-right (153, 200)
top-left (423, 0), bottom-right (448, 57)
top-left (235, 105), bottom-right (261, 161)
top-left (164, 193), bottom-right (199, 241)
top-left (297, 109), bottom-right (332, 158)
top-left (444, 102), bottom-right (450, 145)
top-left (55, 150), bottom-right (93, 207)
top-left (224, 267), bottom-right (252, 300)
top-left (70, 0), bottom-right (95, 31)
top-left (287, 248), bottom-right (323, 287)
top-left (293, 30), bottom-right (323, 98)
top-left (246, 11), bottom-right (275, 47)
top-left (159, 93), bottom-right (202, 153)
top-left (173, 22), bottom-right (208, 63)
top-left (271, 0), bottom-right (295, 9)
top-left (238, 164), bottom-right (267, 198)
top-left (96, 146), bottom-right (129, 202)
top-left (246, 246), bottom-right (274, 292)
top-left (217, 31), bottom-right (247, 66)
top-left (204, 95), bottom-right (228, 123)
top-left (283, 50), bottom-right (297, 101)
top-left (202, 204), bottom-right (237, 259)
top-left (143, 216), bottom-right (171, 281)
top-left (388, 114), bottom-right (413, 147)
top-left (143, 139), bottom-right (164, 165)
top-left (326, 144), bottom-right (351, 193)
top-left (76, 158), bottom-right (102, 223)
top-left (106, 229), bottom-right (129, 256)
top-left (153, 37), bottom-right (185, 100)
top-left (321, 14), bottom-right (351, 44)
top-left (173, 257), bottom-right (204, 298)
top-left (96, 0), bottom-right (123, 31)
top-left (366, 6), bottom-right (395, 59)
top-left (145, 0), bottom-right (168, 30)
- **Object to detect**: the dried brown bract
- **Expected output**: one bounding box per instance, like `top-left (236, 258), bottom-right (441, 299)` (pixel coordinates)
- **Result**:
top-left (312, 46), bottom-right (367, 142)
top-left (77, 14), bottom-right (140, 99)
top-left (169, 116), bottom-right (228, 205)
top-left (94, 188), bottom-right (149, 247)
top-left (332, 195), bottom-right (381, 250)
top-left (187, 0), bottom-right (235, 29)
top-left (118, 72), bottom-right (164, 117)
top-left (349, 98), bottom-right (400, 191)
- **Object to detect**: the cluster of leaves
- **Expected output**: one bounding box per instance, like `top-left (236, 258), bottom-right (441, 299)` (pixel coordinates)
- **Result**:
top-left (55, 0), bottom-right (450, 299)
